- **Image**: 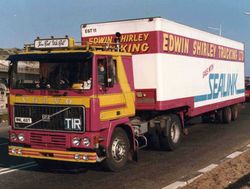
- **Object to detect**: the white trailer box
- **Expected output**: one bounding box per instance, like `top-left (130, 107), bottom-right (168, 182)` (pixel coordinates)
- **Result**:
top-left (81, 17), bottom-right (245, 116)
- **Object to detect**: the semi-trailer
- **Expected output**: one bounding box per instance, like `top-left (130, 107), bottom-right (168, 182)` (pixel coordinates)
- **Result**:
top-left (8, 17), bottom-right (245, 171)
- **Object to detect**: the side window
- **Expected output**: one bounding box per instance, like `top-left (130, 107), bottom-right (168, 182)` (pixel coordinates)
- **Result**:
top-left (97, 57), bottom-right (117, 87)
top-left (97, 58), bottom-right (107, 86)
top-left (107, 58), bottom-right (117, 85)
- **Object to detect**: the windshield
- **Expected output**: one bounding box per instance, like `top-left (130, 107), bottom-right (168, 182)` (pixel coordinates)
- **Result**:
top-left (10, 54), bottom-right (92, 90)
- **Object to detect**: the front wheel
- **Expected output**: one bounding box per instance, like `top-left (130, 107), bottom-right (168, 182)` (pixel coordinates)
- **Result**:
top-left (103, 128), bottom-right (130, 172)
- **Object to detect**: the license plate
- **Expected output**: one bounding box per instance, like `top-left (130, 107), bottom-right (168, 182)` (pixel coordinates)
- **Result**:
top-left (15, 117), bottom-right (32, 124)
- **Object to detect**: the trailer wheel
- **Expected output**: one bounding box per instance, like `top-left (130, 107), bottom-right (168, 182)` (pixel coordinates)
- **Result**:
top-left (223, 107), bottom-right (232, 124)
top-left (103, 128), bottom-right (130, 172)
top-left (231, 105), bottom-right (239, 121)
top-left (159, 114), bottom-right (182, 151)
top-left (215, 109), bottom-right (223, 123)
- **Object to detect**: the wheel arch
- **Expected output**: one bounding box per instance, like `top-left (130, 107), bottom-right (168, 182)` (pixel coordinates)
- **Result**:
top-left (100, 118), bottom-right (135, 154)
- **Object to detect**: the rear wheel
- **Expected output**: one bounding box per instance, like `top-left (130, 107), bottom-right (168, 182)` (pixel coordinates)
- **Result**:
top-left (103, 128), bottom-right (130, 172)
top-left (159, 114), bottom-right (182, 151)
top-left (215, 109), bottom-right (223, 123)
top-left (147, 126), bottom-right (161, 150)
top-left (231, 104), bottom-right (239, 121)
top-left (223, 107), bottom-right (232, 124)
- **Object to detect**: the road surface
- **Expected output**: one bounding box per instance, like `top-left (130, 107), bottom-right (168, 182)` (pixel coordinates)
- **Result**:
top-left (0, 103), bottom-right (250, 189)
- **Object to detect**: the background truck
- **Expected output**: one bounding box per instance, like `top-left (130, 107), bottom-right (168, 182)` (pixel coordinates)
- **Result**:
top-left (0, 82), bottom-right (8, 116)
top-left (8, 17), bottom-right (245, 171)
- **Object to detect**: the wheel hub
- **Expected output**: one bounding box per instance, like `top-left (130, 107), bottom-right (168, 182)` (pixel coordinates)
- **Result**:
top-left (170, 122), bottom-right (180, 143)
top-left (111, 137), bottom-right (126, 162)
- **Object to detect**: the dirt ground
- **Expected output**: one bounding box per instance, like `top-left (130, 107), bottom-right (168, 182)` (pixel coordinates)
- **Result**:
top-left (181, 150), bottom-right (250, 189)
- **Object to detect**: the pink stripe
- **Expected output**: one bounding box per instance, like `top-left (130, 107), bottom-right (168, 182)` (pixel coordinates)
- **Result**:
top-left (189, 97), bottom-right (245, 117)
top-left (137, 92), bottom-right (244, 118)
top-left (82, 31), bottom-right (244, 62)
top-left (155, 97), bottom-right (194, 111)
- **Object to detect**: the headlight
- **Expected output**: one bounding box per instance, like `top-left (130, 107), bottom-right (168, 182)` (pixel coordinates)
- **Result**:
top-left (72, 137), bottom-right (80, 146)
top-left (10, 133), bottom-right (17, 141)
top-left (18, 133), bottom-right (25, 142)
top-left (74, 154), bottom-right (80, 160)
top-left (82, 155), bottom-right (88, 161)
top-left (82, 138), bottom-right (90, 147)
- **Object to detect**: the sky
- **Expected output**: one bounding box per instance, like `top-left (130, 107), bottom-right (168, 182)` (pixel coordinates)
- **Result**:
top-left (1, 0), bottom-right (250, 75)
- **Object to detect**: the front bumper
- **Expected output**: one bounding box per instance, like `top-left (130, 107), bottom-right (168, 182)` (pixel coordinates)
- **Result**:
top-left (9, 146), bottom-right (99, 163)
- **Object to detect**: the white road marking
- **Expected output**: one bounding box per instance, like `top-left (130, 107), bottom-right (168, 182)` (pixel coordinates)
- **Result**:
top-left (0, 143), bottom-right (8, 146)
top-left (226, 151), bottom-right (243, 159)
top-left (162, 181), bottom-right (187, 189)
top-left (198, 164), bottom-right (218, 173)
top-left (163, 146), bottom-right (250, 189)
top-left (0, 164), bottom-right (37, 175)
top-left (186, 174), bottom-right (203, 184)
top-left (0, 162), bottom-right (37, 175)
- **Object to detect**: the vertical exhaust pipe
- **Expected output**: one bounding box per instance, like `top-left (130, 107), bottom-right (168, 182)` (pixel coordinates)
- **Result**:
top-left (115, 32), bottom-right (121, 52)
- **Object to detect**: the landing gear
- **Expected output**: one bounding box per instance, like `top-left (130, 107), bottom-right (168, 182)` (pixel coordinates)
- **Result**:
top-left (103, 128), bottom-right (130, 172)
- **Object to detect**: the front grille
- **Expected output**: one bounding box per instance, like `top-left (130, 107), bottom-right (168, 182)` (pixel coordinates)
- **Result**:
top-left (30, 132), bottom-right (67, 148)
top-left (14, 104), bottom-right (85, 132)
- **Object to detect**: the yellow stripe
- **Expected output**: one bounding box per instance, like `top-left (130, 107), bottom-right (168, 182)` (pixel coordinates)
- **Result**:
top-left (98, 93), bottom-right (126, 107)
top-left (99, 56), bottom-right (135, 121)
top-left (9, 146), bottom-right (97, 163)
top-left (9, 93), bottom-right (129, 109)
top-left (9, 146), bottom-right (95, 155)
top-left (21, 50), bottom-right (131, 56)
top-left (9, 95), bottom-right (91, 108)
top-left (9, 154), bottom-right (96, 163)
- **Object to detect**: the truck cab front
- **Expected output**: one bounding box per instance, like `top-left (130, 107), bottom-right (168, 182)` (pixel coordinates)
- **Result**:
top-left (8, 37), bottom-right (136, 169)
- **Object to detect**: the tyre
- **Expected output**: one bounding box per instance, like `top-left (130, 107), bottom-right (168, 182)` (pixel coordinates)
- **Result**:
top-left (103, 128), bottom-right (130, 172)
top-left (223, 106), bottom-right (232, 124)
top-left (159, 114), bottom-right (182, 151)
top-left (231, 104), bottom-right (239, 121)
top-left (215, 109), bottom-right (223, 123)
top-left (147, 125), bottom-right (161, 150)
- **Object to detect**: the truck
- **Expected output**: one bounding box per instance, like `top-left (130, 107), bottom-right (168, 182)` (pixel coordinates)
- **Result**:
top-left (0, 82), bottom-right (8, 116)
top-left (8, 17), bottom-right (245, 171)
top-left (0, 60), bottom-right (10, 116)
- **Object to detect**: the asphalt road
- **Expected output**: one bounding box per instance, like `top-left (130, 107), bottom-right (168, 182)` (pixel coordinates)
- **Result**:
top-left (0, 103), bottom-right (250, 189)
